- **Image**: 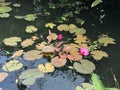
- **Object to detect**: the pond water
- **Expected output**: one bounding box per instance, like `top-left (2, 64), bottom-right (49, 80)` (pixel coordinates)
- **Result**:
top-left (0, 0), bottom-right (120, 90)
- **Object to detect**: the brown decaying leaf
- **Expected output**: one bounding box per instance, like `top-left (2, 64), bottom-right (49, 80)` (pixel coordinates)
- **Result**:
top-left (74, 35), bottom-right (88, 44)
top-left (0, 72), bottom-right (8, 82)
top-left (51, 56), bottom-right (67, 67)
top-left (11, 50), bottom-right (24, 58)
top-left (38, 62), bottom-right (55, 73)
top-left (23, 50), bottom-right (43, 61)
top-left (59, 53), bottom-right (67, 59)
top-left (21, 39), bottom-right (34, 48)
top-left (91, 50), bottom-right (108, 60)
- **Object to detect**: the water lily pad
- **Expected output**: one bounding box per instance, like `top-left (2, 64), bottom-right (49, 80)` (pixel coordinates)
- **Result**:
top-left (11, 50), bottom-right (24, 58)
top-left (51, 56), bottom-right (67, 67)
top-left (57, 24), bottom-right (69, 31)
top-left (45, 22), bottom-right (56, 29)
top-left (0, 13), bottom-right (9, 18)
top-left (75, 86), bottom-right (84, 90)
top-left (38, 62), bottom-right (55, 73)
top-left (73, 28), bottom-right (86, 35)
top-left (25, 25), bottom-right (38, 33)
top-left (19, 69), bottom-right (44, 85)
top-left (12, 3), bottom-right (21, 7)
top-left (73, 59), bottom-right (95, 74)
top-left (47, 33), bottom-right (58, 40)
top-left (91, 50), bottom-right (108, 60)
top-left (0, 72), bottom-right (8, 82)
top-left (74, 35), bottom-right (88, 44)
top-left (23, 50), bottom-right (43, 61)
top-left (98, 35), bottom-right (115, 46)
top-left (14, 15), bottom-right (24, 19)
top-left (42, 45), bottom-right (55, 53)
top-left (3, 36), bottom-right (21, 46)
top-left (21, 39), bottom-right (34, 48)
top-left (24, 14), bottom-right (37, 21)
top-left (2, 60), bottom-right (23, 72)
top-left (0, 6), bottom-right (12, 13)
top-left (36, 42), bottom-right (45, 50)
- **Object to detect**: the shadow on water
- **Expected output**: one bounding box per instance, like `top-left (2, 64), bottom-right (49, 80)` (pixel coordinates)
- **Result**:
top-left (0, 0), bottom-right (120, 90)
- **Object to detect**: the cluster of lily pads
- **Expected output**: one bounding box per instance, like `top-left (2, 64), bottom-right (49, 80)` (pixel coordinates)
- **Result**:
top-left (0, 22), bottom-right (116, 86)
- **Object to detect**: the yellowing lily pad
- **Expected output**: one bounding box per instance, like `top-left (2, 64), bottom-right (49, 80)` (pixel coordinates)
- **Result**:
top-left (0, 72), bottom-right (8, 82)
top-left (23, 50), bottom-right (43, 61)
top-left (11, 50), bottom-right (24, 58)
top-left (98, 35), bottom-right (115, 46)
top-left (73, 59), bottom-right (95, 74)
top-left (12, 3), bottom-right (21, 7)
top-left (51, 56), bottom-right (67, 67)
top-left (0, 6), bottom-right (12, 13)
top-left (38, 62), bottom-right (55, 73)
top-left (19, 69), bottom-right (44, 86)
top-left (2, 60), bottom-right (23, 72)
top-left (57, 24), bottom-right (69, 31)
top-left (47, 33), bottom-right (57, 40)
top-left (36, 42), bottom-right (45, 50)
top-left (45, 22), bottom-right (56, 29)
top-left (42, 45), bottom-right (55, 53)
top-left (74, 35), bottom-right (88, 44)
top-left (25, 25), bottom-right (38, 33)
top-left (21, 39), bottom-right (34, 48)
top-left (24, 14), bottom-right (37, 21)
top-left (3, 37), bottom-right (21, 46)
top-left (91, 50), bottom-right (108, 60)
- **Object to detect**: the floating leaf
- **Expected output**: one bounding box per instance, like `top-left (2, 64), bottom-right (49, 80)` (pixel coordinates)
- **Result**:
top-left (23, 50), bottom-right (43, 61)
top-left (12, 3), bottom-right (21, 7)
top-left (21, 39), bottom-right (34, 48)
top-left (75, 18), bottom-right (85, 25)
top-left (45, 22), bottom-right (56, 29)
top-left (73, 28), bottom-right (86, 35)
top-left (14, 15), bottom-right (24, 19)
top-left (36, 42), bottom-right (45, 50)
top-left (98, 35), bottom-right (115, 46)
top-left (74, 35), bottom-right (87, 44)
top-left (38, 62), bottom-right (55, 73)
top-left (73, 59), bottom-right (95, 74)
top-left (24, 14), bottom-right (37, 21)
top-left (75, 86), bottom-right (84, 90)
top-left (57, 24), bottom-right (69, 31)
top-left (31, 35), bottom-right (39, 41)
top-left (47, 33), bottom-right (57, 40)
top-left (19, 69), bottom-right (44, 85)
top-left (82, 83), bottom-right (95, 90)
top-left (42, 45), bottom-right (55, 53)
top-left (0, 6), bottom-right (12, 13)
top-left (0, 72), bottom-right (8, 82)
top-left (0, 13), bottom-right (9, 18)
top-left (3, 37), bottom-right (21, 46)
top-left (51, 56), bottom-right (67, 67)
top-left (2, 60), bottom-right (23, 72)
top-left (25, 25), bottom-right (38, 33)
top-left (91, 50), bottom-right (108, 60)
top-left (91, 0), bottom-right (102, 7)
top-left (11, 50), bottom-right (24, 58)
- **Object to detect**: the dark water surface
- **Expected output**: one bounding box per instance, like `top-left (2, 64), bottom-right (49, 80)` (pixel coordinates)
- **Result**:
top-left (0, 0), bottom-right (120, 90)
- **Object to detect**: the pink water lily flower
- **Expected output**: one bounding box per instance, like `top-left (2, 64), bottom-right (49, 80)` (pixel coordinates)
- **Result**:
top-left (79, 47), bottom-right (89, 56)
top-left (57, 34), bottom-right (63, 40)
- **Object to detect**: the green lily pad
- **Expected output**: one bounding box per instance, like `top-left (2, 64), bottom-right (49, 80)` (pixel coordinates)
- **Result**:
top-left (75, 86), bottom-right (84, 90)
top-left (91, 0), bottom-right (102, 7)
top-left (73, 59), bottom-right (95, 74)
top-left (2, 60), bottom-right (23, 72)
top-left (0, 6), bottom-right (12, 13)
top-left (3, 36), bottom-right (21, 46)
top-left (19, 69), bottom-right (45, 85)
top-left (25, 25), bottom-right (38, 33)
top-left (57, 24), bottom-right (69, 31)
top-left (24, 14), bottom-right (37, 21)
top-left (0, 13), bottom-right (9, 18)
top-left (45, 22), bottom-right (56, 29)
